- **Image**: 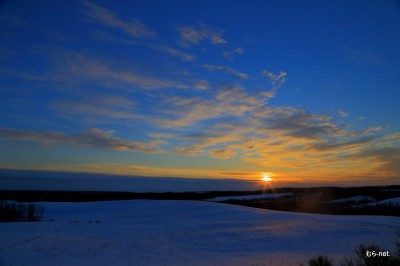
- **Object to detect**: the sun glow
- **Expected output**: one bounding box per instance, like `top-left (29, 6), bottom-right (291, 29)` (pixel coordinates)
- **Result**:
top-left (261, 173), bottom-right (273, 182)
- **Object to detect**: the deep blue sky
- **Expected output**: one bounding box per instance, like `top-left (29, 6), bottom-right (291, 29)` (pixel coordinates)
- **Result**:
top-left (1, 0), bottom-right (399, 190)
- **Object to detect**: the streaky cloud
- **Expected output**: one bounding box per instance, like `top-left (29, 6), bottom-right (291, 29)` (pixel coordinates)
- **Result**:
top-left (223, 47), bottom-right (244, 59)
top-left (60, 52), bottom-right (189, 90)
top-left (92, 30), bottom-right (139, 45)
top-left (0, 128), bottom-right (164, 153)
top-left (253, 107), bottom-right (342, 140)
top-left (203, 64), bottom-right (248, 79)
top-left (262, 70), bottom-right (287, 88)
top-left (151, 44), bottom-right (195, 61)
top-left (310, 136), bottom-right (376, 151)
top-left (81, 0), bottom-right (156, 38)
top-left (176, 22), bottom-right (227, 46)
top-left (50, 94), bottom-right (140, 121)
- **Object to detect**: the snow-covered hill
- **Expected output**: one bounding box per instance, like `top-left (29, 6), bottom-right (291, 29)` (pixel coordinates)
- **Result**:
top-left (329, 196), bottom-right (376, 203)
top-left (367, 197), bottom-right (400, 206)
top-left (1, 200), bottom-right (399, 266)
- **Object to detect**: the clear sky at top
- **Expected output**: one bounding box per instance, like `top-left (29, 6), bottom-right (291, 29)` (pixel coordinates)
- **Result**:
top-left (0, 0), bottom-right (399, 189)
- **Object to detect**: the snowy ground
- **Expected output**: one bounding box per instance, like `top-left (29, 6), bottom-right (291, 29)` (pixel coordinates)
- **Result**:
top-left (369, 197), bottom-right (400, 206)
top-left (1, 200), bottom-right (399, 266)
top-left (329, 196), bottom-right (376, 203)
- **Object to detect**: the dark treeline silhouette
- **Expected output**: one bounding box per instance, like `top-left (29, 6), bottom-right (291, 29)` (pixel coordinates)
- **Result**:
top-left (1, 185), bottom-right (399, 216)
top-left (0, 190), bottom-right (260, 202)
top-left (223, 197), bottom-right (400, 216)
top-left (1, 185), bottom-right (399, 202)
top-left (221, 186), bottom-right (400, 216)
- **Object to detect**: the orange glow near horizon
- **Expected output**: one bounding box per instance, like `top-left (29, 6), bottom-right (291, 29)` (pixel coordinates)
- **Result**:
top-left (261, 172), bottom-right (273, 182)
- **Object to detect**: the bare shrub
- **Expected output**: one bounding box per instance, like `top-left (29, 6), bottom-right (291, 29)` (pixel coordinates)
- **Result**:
top-left (0, 201), bottom-right (45, 222)
top-left (303, 241), bottom-right (400, 266)
top-left (307, 255), bottom-right (333, 266)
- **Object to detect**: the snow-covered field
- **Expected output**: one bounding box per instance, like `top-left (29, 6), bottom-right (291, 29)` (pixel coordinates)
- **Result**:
top-left (352, 197), bottom-right (400, 209)
top-left (1, 200), bottom-right (399, 266)
top-left (369, 197), bottom-right (400, 206)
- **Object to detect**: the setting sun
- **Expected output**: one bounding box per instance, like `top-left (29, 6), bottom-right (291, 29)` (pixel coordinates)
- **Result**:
top-left (261, 173), bottom-right (273, 182)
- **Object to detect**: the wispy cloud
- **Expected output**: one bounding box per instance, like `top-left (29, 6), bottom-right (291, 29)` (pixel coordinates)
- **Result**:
top-left (150, 44), bottom-right (195, 61)
top-left (223, 47), bottom-right (244, 59)
top-left (244, 110), bottom-right (400, 178)
top-left (0, 128), bottom-right (164, 153)
top-left (157, 83), bottom-right (268, 127)
top-left (252, 107), bottom-right (343, 140)
top-left (92, 30), bottom-right (138, 45)
top-left (344, 147), bottom-right (400, 175)
top-left (176, 22), bottom-right (227, 46)
top-left (81, 0), bottom-right (156, 38)
top-left (262, 70), bottom-right (287, 88)
top-left (153, 90), bottom-right (400, 180)
top-left (171, 124), bottom-right (248, 158)
top-left (0, 68), bottom-right (50, 81)
top-left (203, 64), bottom-right (248, 79)
top-left (50, 94), bottom-right (140, 121)
top-left (27, 163), bottom-right (263, 181)
top-left (309, 136), bottom-right (376, 151)
top-left (60, 52), bottom-right (189, 90)
top-left (344, 47), bottom-right (382, 64)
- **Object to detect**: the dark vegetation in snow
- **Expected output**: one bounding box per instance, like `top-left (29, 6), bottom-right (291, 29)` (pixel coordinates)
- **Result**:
top-left (0, 201), bottom-right (45, 222)
top-left (302, 240), bottom-right (400, 266)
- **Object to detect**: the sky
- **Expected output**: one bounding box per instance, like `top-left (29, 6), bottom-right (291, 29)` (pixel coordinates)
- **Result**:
top-left (1, 0), bottom-right (400, 190)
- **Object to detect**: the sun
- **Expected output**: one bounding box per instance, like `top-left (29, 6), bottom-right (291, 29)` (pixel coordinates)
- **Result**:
top-left (261, 173), bottom-right (273, 182)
